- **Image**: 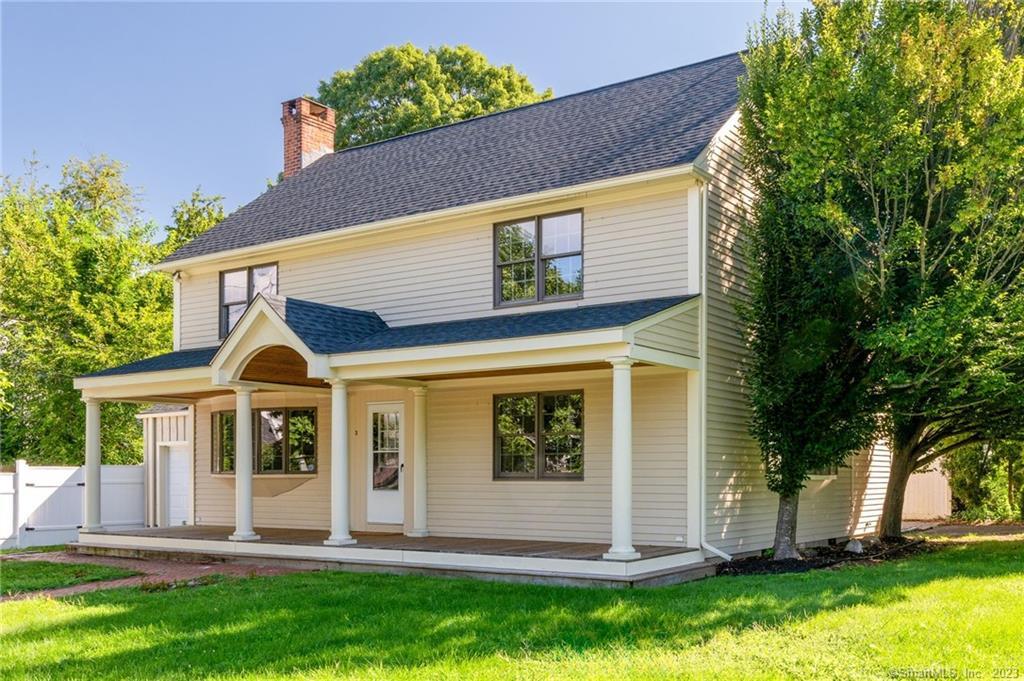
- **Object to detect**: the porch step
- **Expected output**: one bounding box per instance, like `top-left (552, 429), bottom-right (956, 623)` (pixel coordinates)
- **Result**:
top-left (68, 542), bottom-right (716, 588)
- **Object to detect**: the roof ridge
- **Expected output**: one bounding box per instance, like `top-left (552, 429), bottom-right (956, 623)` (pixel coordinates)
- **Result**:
top-left (320, 51), bottom-right (743, 159)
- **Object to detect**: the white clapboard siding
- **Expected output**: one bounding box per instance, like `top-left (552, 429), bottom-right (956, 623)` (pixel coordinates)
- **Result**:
top-left (634, 306), bottom-right (699, 357)
top-left (427, 371), bottom-right (687, 545)
top-left (191, 370), bottom-right (688, 545)
top-left (703, 115), bottom-right (777, 554)
top-left (194, 392), bottom-right (334, 530)
top-left (177, 187), bottom-right (689, 350)
top-left (851, 441), bottom-right (892, 534)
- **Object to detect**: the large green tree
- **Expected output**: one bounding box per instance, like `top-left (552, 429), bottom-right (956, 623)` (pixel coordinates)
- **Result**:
top-left (742, 0), bottom-right (1024, 540)
top-left (0, 158), bottom-right (223, 465)
top-left (739, 8), bottom-right (881, 559)
top-left (317, 43), bottom-right (552, 150)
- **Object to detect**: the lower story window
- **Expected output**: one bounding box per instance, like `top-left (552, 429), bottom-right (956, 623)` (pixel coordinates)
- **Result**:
top-left (213, 407), bottom-right (316, 475)
top-left (213, 411), bottom-right (235, 473)
top-left (494, 390), bottom-right (583, 479)
top-left (810, 463), bottom-right (840, 477)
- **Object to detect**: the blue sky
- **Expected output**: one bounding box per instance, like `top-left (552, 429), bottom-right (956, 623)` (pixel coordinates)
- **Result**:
top-left (2, 2), bottom-right (804, 228)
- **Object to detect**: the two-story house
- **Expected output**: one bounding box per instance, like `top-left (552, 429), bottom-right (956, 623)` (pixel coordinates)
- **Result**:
top-left (73, 53), bottom-right (891, 585)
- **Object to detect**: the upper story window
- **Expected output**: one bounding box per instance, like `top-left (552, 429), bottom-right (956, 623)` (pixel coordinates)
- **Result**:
top-left (219, 263), bottom-right (278, 337)
top-left (495, 210), bottom-right (582, 306)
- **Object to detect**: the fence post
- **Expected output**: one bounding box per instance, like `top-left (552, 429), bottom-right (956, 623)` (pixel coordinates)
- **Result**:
top-left (13, 459), bottom-right (27, 549)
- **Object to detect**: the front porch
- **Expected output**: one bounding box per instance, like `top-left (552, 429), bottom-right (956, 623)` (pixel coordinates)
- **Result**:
top-left (73, 294), bottom-right (706, 585)
top-left (75, 525), bottom-right (708, 585)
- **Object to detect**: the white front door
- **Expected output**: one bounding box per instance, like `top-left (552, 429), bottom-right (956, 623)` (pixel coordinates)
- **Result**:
top-left (165, 444), bottom-right (190, 526)
top-left (366, 403), bottom-right (404, 524)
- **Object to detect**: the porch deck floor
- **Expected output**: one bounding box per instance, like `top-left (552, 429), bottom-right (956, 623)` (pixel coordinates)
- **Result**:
top-left (89, 526), bottom-right (694, 562)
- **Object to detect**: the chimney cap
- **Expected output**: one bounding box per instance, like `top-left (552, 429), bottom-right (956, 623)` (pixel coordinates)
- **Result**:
top-left (283, 96), bottom-right (330, 117)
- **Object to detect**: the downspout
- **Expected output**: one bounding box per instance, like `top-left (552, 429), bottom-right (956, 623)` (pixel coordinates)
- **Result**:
top-left (696, 179), bottom-right (732, 562)
top-left (172, 271), bottom-right (183, 352)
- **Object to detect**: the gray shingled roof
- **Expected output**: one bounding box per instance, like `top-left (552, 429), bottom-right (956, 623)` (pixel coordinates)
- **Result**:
top-left (85, 346), bottom-right (219, 377)
top-left (81, 295), bottom-right (696, 378)
top-left (163, 52), bottom-right (744, 263)
top-left (271, 296), bottom-right (388, 354)
top-left (327, 295), bottom-right (694, 353)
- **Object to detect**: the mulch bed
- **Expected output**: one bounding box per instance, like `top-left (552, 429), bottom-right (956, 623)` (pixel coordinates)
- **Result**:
top-left (716, 537), bottom-right (932, 576)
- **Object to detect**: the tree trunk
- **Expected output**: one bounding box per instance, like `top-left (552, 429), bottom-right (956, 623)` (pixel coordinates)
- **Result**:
top-left (773, 493), bottom-right (801, 560)
top-left (880, 440), bottom-right (916, 540)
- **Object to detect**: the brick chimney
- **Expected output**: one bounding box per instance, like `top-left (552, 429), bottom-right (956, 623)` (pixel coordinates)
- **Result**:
top-left (281, 97), bottom-right (336, 178)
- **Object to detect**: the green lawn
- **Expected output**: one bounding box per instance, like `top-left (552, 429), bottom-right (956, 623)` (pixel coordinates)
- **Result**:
top-left (0, 544), bottom-right (65, 556)
top-left (1, 560), bottom-right (138, 596)
top-left (1, 538), bottom-right (1022, 680)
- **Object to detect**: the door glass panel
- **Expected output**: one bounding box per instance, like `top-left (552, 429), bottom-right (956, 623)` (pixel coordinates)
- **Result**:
top-left (257, 409), bottom-right (285, 473)
top-left (372, 411), bottom-right (400, 490)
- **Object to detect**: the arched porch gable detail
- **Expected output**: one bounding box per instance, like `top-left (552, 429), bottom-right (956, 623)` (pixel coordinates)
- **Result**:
top-left (210, 294), bottom-right (331, 385)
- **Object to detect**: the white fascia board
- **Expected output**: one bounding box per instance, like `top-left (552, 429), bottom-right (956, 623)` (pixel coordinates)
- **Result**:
top-left (74, 367), bottom-right (212, 391)
top-left (155, 164), bottom-right (699, 273)
top-left (333, 342), bottom-right (632, 381)
top-left (329, 328), bottom-right (627, 368)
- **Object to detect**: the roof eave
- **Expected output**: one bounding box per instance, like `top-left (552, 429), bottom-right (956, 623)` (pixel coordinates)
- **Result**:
top-left (156, 163), bottom-right (703, 273)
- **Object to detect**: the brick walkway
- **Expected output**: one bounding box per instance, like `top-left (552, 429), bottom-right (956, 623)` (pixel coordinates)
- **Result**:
top-left (1, 550), bottom-right (299, 602)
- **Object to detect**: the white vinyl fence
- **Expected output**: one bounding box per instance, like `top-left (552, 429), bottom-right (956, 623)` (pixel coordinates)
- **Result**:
top-left (903, 464), bottom-right (953, 520)
top-left (0, 459), bottom-right (144, 549)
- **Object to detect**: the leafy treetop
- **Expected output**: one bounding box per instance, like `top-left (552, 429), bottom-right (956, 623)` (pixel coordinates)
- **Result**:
top-left (317, 44), bottom-right (552, 150)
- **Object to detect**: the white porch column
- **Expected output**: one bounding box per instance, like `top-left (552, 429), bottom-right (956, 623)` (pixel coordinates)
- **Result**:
top-left (408, 386), bottom-right (429, 537)
top-left (82, 397), bottom-right (103, 532)
top-left (604, 357), bottom-right (639, 560)
top-left (229, 387), bottom-right (259, 541)
top-left (325, 378), bottom-right (356, 545)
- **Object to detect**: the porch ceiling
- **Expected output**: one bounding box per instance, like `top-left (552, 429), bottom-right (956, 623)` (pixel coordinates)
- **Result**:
top-left (239, 345), bottom-right (329, 389)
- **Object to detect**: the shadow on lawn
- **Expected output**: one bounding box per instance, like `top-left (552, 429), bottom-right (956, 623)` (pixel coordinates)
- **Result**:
top-left (6, 540), bottom-right (1022, 679)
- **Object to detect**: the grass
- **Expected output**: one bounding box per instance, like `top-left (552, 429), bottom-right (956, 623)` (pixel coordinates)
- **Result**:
top-left (0, 544), bottom-right (65, 556)
top-left (1, 537), bottom-right (1022, 680)
top-left (1, 560), bottom-right (138, 596)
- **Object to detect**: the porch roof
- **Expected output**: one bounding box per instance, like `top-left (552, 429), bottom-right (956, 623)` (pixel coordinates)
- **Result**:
top-left (81, 294), bottom-right (697, 379)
